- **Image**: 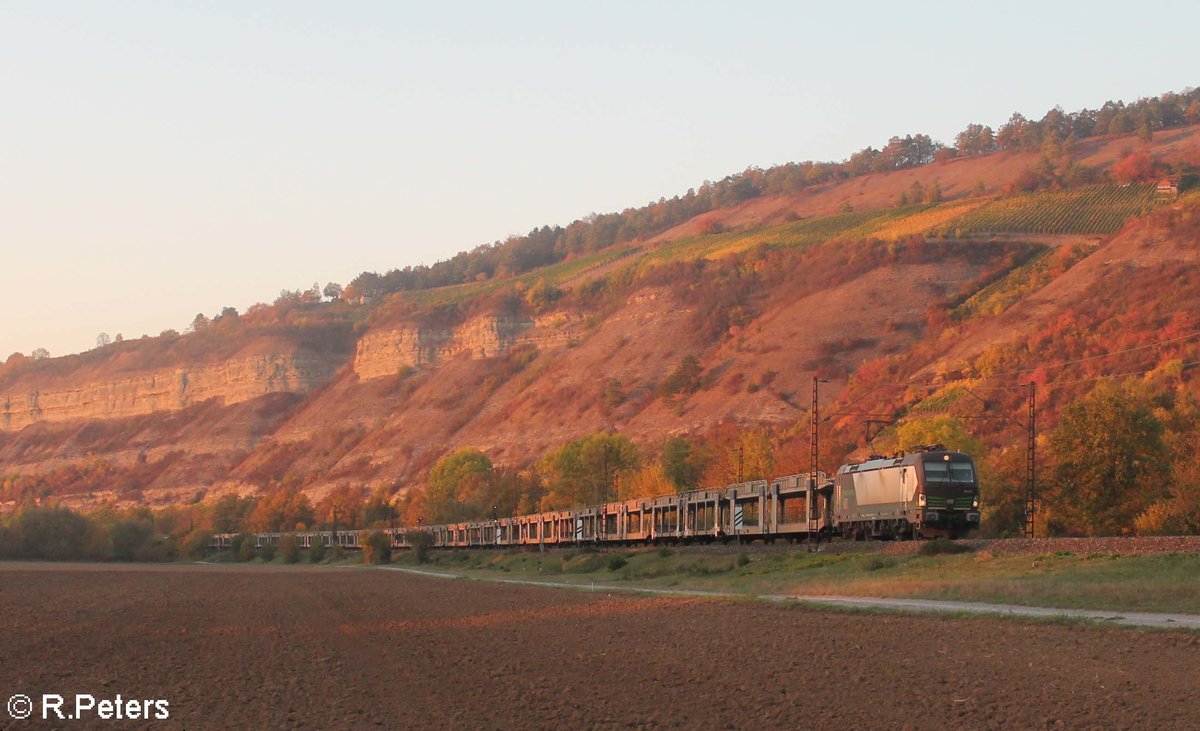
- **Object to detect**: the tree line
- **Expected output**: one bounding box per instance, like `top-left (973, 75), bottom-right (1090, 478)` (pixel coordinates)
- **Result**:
top-left (5, 367), bottom-right (1198, 556)
top-left (400, 367), bottom-right (1200, 538)
top-left (345, 87), bottom-right (1200, 301)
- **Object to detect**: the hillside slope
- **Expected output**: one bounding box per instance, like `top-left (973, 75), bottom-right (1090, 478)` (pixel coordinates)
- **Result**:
top-left (2, 125), bottom-right (1199, 515)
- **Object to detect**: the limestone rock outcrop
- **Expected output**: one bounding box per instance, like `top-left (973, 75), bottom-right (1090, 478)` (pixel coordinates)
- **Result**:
top-left (353, 313), bottom-right (581, 380)
top-left (1, 353), bottom-right (339, 431)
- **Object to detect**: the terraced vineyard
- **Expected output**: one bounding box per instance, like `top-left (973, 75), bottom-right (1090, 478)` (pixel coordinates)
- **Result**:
top-left (906, 384), bottom-right (972, 415)
top-left (869, 199), bottom-right (988, 240)
top-left (406, 243), bottom-right (642, 306)
top-left (952, 247), bottom-right (1053, 319)
top-left (645, 205), bottom-right (927, 265)
top-left (943, 184), bottom-right (1155, 235)
top-left (952, 241), bottom-right (1098, 320)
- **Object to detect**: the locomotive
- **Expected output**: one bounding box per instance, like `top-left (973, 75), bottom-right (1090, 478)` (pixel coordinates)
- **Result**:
top-left (213, 446), bottom-right (980, 552)
top-left (835, 445), bottom-right (981, 540)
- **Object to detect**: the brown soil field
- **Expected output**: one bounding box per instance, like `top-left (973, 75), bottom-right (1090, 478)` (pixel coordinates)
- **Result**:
top-left (2, 563), bottom-right (1198, 730)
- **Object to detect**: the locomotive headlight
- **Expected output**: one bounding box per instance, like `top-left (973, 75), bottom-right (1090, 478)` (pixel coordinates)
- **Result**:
top-left (918, 494), bottom-right (927, 507)
top-left (973, 496), bottom-right (979, 509)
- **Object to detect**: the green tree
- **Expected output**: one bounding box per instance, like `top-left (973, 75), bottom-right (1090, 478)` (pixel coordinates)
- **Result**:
top-left (210, 494), bottom-right (256, 534)
top-left (426, 448), bottom-right (495, 523)
top-left (108, 519), bottom-right (154, 561)
top-left (661, 437), bottom-right (703, 490)
top-left (1138, 118), bottom-right (1154, 144)
top-left (894, 415), bottom-right (985, 458)
top-left (181, 529), bottom-right (213, 560)
top-left (13, 506), bottom-right (93, 560)
top-left (538, 433), bottom-right (639, 509)
top-left (524, 278), bottom-right (564, 310)
top-left (494, 466), bottom-right (541, 516)
top-left (1047, 382), bottom-right (1169, 536)
top-left (1137, 396), bottom-right (1200, 535)
top-left (279, 533), bottom-right (301, 563)
top-left (232, 533), bottom-right (257, 562)
top-left (1186, 99), bottom-right (1200, 125)
top-left (363, 487), bottom-right (398, 527)
top-left (602, 378), bottom-right (625, 411)
top-left (309, 536), bottom-right (328, 563)
top-left (660, 355), bottom-right (703, 400)
top-left (405, 530), bottom-right (433, 563)
top-left (955, 123), bottom-right (996, 156)
top-left (360, 530), bottom-right (392, 564)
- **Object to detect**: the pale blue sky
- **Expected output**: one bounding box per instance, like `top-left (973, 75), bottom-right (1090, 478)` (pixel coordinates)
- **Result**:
top-left (2, 1), bottom-right (1197, 358)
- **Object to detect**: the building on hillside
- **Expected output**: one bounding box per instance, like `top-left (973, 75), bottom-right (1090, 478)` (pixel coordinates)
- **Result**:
top-left (1156, 177), bottom-right (1180, 202)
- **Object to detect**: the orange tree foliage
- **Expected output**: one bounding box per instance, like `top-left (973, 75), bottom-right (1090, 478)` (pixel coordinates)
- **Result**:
top-left (315, 484), bottom-right (368, 529)
top-left (621, 463), bottom-right (677, 500)
top-left (699, 424), bottom-right (776, 486)
top-left (1110, 150), bottom-right (1163, 184)
top-left (247, 485), bottom-right (314, 532)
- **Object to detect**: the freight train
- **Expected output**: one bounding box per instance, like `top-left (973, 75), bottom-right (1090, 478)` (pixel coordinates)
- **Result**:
top-left (212, 446), bottom-right (980, 552)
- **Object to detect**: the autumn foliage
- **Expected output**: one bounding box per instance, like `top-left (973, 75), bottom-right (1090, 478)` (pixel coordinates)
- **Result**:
top-left (1110, 149), bottom-right (1163, 184)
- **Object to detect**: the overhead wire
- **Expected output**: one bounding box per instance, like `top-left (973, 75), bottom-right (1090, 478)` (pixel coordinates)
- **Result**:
top-left (982, 330), bottom-right (1200, 379)
top-left (828, 330), bottom-right (1200, 403)
top-left (1032, 360), bottom-right (1200, 389)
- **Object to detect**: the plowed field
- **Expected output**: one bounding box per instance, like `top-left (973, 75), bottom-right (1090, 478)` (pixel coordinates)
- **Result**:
top-left (2, 563), bottom-right (1198, 729)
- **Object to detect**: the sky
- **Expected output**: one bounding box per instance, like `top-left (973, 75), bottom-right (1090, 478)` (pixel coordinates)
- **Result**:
top-left (2, 1), bottom-right (1198, 358)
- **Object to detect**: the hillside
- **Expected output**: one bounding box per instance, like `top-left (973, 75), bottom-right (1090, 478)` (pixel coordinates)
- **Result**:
top-left (3, 121), bottom-right (1200, 538)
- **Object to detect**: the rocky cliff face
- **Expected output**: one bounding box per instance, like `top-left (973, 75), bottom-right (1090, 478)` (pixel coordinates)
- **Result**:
top-left (353, 313), bottom-right (583, 379)
top-left (0, 353), bottom-right (340, 431)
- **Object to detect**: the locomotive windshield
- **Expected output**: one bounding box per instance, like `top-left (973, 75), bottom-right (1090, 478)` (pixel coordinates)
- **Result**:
top-left (923, 460), bottom-right (976, 484)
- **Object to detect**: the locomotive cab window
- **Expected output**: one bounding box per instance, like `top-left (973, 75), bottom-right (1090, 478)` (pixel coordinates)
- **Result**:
top-left (950, 462), bottom-right (975, 483)
top-left (924, 462), bottom-right (950, 481)
top-left (924, 460), bottom-right (976, 483)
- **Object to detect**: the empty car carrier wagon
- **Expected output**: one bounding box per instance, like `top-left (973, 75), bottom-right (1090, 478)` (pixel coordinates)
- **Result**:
top-left (213, 445), bottom-right (980, 551)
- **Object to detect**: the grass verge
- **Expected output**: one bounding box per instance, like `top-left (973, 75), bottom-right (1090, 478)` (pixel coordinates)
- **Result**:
top-left (389, 545), bottom-right (1200, 615)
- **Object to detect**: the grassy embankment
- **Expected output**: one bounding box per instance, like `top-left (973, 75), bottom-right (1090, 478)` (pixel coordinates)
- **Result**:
top-left (389, 544), bottom-right (1200, 615)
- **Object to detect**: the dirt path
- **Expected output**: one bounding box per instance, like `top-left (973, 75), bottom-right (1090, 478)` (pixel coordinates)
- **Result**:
top-left (2, 563), bottom-right (1198, 729)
